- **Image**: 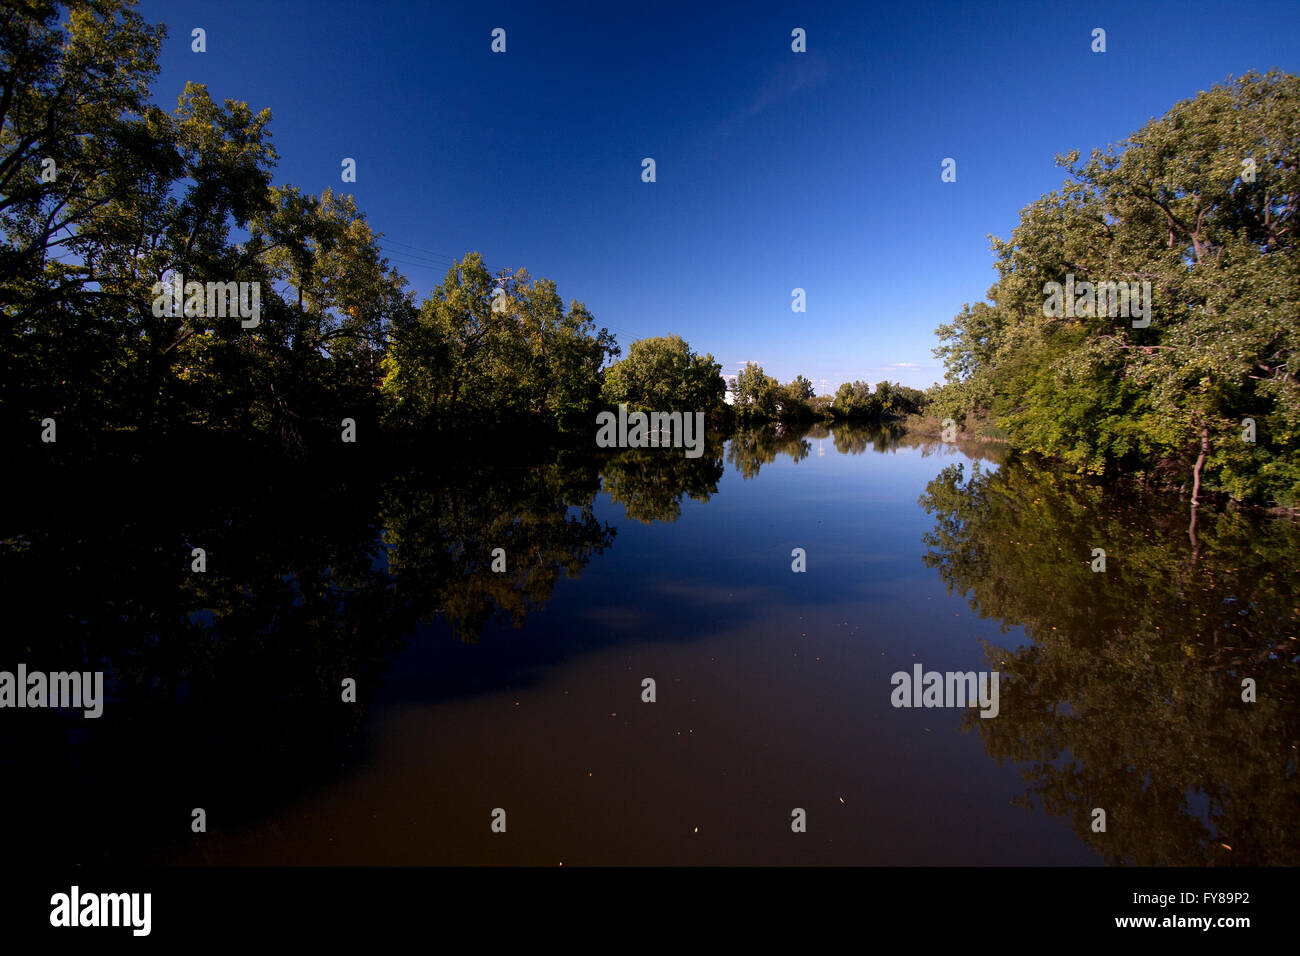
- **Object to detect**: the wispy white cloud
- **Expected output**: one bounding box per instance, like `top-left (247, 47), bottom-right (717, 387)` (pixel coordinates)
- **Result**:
top-left (715, 55), bottom-right (831, 137)
top-left (744, 55), bottom-right (830, 117)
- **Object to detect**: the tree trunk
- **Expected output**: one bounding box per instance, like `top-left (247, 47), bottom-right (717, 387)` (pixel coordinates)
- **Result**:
top-left (1188, 419), bottom-right (1210, 563)
top-left (1190, 419), bottom-right (1210, 509)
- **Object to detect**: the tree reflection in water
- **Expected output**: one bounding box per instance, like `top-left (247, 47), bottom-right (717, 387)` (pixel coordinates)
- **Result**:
top-left (919, 460), bottom-right (1300, 865)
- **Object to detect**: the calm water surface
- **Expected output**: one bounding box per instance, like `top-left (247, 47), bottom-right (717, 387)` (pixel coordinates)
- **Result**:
top-left (3, 424), bottom-right (1295, 865)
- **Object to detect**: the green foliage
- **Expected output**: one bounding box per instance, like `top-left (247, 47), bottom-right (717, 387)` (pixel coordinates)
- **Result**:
top-left (931, 70), bottom-right (1300, 507)
top-left (382, 253), bottom-right (616, 431)
top-left (247, 186), bottom-right (414, 444)
top-left (877, 380), bottom-right (927, 417)
top-left (827, 379), bottom-right (925, 419)
top-left (601, 334), bottom-right (722, 414)
top-left (733, 362), bottom-right (780, 420)
top-left (0, 0), bottom-right (165, 286)
top-left (727, 368), bottom-right (835, 423)
top-left (1, 2), bottom-right (621, 447)
top-left (774, 374), bottom-right (818, 420)
top-left (832, 380), bottom-right (878, 418)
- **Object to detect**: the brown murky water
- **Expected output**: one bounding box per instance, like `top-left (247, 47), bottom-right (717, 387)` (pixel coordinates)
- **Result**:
top-left (3, 424), bottom-right (1295, 865)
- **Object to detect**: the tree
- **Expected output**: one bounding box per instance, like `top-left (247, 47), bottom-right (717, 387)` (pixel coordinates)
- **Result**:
top-left (831, 380), bottom-right (878, 419)
top-left (0, 0), bottom-right (165, 285)
top-left (382, 253), bottom-right (616, 430)
top-left (1, 0), bottom-right (167, 435)
top-left (3, 76), bottom-right (278, 438)
top-left (516, 278), bottom-right (617, 430)
top-left (776, 374), bottom-right (817, 420)
top-left (240, 187), bottom-right (415, 446)
top-left (601, 334), bottom-right (723, 413)
top-left (733, 362), bottom-right (779, 420)
top-left (1, 2), bottom-right (622, 449)
top-left (931, 70), bottom-right (1300, 509)
top-left (872, 379), bottom-right (927, 417)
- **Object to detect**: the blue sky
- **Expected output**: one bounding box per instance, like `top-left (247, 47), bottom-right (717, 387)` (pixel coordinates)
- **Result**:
top-left (141, 0), bottom-right (1299, 390)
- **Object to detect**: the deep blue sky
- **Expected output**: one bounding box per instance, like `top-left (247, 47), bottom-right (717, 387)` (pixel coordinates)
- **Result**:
top-left (140, 0), bottom-right (1299, 390)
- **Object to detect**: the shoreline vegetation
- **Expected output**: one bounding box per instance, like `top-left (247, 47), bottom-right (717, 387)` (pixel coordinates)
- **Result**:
top-left (2, 3), bottom-right (1295, 516)
top-left (924, 72), bottom-right (1299, 515)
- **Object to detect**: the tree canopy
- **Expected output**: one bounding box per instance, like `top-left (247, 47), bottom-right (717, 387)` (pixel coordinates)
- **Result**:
top-left (601, 334), bottom-right (723, 414)
top-left (931, 70), bottom-right (1300, 508)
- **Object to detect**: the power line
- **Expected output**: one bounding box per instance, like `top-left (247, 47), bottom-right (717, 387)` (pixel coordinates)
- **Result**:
top-left (375, 237), bottom-right (460, 262)
top-left (381, 250), bottom-right (452, 270)
top-left (378, 247), bottom-right (457, 270)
